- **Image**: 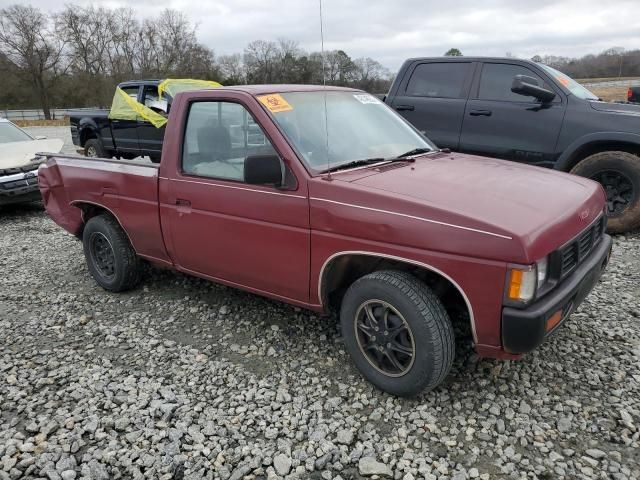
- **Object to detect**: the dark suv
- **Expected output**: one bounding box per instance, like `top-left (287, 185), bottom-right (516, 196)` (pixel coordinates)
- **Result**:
top-left (384, 57), bottom-right (640, 232)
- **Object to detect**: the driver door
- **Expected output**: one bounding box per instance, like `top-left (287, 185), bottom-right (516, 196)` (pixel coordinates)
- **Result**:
top-left (162, 99), bottom-right (311, 303)
top-left (459, 62), bottom-right (565, 167)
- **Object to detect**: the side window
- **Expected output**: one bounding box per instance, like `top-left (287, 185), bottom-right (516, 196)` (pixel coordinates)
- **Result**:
top-left (478, 63), bottom-right (547, 102)
top-left (405, 62), bottom-right (471, 99)
top-left (182, 101), bottom-right (278, 182)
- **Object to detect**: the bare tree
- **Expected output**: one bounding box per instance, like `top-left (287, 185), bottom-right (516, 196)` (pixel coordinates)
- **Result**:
top-left (276, 38), bottom-right (302, 83)
top-left (0, 5), bottom-right (66, 118)
top-left (219, 53), bottom-right (246, 84)
top-left (108, 8), bottom-right (139, 78)
top-left (352, 57), bottom-right (390, 91)
top-left (323, 50), bottom-right (356, 84)
top-left (55, 5), bottom-right (114, 76)
top-left (244, 40), bottom-right (278, 83)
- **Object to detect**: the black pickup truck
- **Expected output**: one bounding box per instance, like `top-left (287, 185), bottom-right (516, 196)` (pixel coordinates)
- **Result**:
top-left (629, 87), bottom-right (640, 104)
top-left (69, 80), bottom-right (167, 162)
top-left (384, 57), bottom-right (640, 233)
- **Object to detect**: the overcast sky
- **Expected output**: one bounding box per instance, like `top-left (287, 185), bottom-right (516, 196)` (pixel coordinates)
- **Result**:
top-left (4, 0), bottom-right (640, 71)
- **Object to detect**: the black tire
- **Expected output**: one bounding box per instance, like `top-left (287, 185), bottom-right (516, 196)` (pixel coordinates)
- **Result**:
top-left (340, 270), bottom-right (455, 396)
top-left (84, 138), bottom-right (106, 158)
top-left (570, 151), bottom-right (640, 233)
top-left (82, 214), bottom-right (141, 292)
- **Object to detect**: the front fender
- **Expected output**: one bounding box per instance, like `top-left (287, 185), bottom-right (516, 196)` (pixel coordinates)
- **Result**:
top-left (555, 131), bottom-right (640, 171)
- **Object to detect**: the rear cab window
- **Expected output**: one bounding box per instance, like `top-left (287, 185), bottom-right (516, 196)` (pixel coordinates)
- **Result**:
top-left (405, 62), bottom-right (472, 99)
top-left (181, 101), bottom-right (278, 182)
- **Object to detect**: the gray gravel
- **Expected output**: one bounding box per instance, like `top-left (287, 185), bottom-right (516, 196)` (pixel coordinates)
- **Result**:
top-left (1, 134), bottom-right (640, 479)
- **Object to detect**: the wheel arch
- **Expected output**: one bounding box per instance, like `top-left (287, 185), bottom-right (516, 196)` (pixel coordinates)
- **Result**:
top-left (70, 201), bottom-right (137, 253)
top-left (79, 126), bottom-right (98, 147)
top-left (318, 251), bottom-right (477, 342)
top-left (555, 134), bottom-right (640, 172)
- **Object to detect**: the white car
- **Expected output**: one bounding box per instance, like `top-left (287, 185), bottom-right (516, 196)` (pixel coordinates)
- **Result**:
top-left (0, 118), bottom-right (64, 206)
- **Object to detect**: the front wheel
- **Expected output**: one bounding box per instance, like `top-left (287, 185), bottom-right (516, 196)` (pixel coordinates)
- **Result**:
top-left (82, 214), bottom-right (141, 292)
top-left (340, 270), bottom-right (455, 396)
top-left (571, 151), bottom-right (640, 233)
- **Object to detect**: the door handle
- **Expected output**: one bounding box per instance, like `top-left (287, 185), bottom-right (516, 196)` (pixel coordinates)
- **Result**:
top-left (469, 109), bottom-right (492, 116)
top-left (395, 105), bottom-right (415, 111)
top-left (175, 198), bottom-right (191, 216)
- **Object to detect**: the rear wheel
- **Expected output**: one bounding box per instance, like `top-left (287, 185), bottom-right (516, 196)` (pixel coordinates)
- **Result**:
top-left (84, 138), bottom-right (106, 158)
top-left (571, 151), bottom-right (640, 233)
top-left (82, 214), bottom-right (141, 292)
top-left (340, 270), bottom-right (455, 396)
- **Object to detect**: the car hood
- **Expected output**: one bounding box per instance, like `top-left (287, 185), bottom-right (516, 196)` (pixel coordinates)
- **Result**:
top-left (589, 100), bottom-right (640, 117)
top-left (335, 152), bottom-right (605, 262)
top-left (0, 139), bottom-right (64, 170)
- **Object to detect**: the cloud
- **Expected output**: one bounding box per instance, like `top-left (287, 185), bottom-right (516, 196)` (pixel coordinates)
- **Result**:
top-left (2, 0), bottom-right (639, 70)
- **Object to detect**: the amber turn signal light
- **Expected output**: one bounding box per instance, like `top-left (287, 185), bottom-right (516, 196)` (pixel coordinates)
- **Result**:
top-left (546, 310), bottom-right (563, 332)
top-left (507, 267), bottom-right (536, 302)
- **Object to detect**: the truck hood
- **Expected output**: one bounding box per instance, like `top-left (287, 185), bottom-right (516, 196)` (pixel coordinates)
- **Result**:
top-left (338, 152), bottom-right (605, 262)
top-left (0, 139), bottom-right (64, 170)
top-left (589, 100), bottom-right (640, 117)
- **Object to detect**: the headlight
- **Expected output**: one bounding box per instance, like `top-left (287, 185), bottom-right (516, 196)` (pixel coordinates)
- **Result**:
top-left (506, 256), bottom-right (549, 303)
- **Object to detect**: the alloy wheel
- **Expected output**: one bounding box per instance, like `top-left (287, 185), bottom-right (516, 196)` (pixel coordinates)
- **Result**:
top-left (354, 299), bottom-right (415, 377)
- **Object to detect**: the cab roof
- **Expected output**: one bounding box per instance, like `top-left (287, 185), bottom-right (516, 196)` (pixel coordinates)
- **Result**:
top-left (216, 84), bottom-right (361, 95)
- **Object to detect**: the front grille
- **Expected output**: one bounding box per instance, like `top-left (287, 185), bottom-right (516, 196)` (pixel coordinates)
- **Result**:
top-left (0, 174), bottom-right (39, 192)
top-left (557, 215), bottom-right (606, 279)
top-left (0, 162), bottom-right (40, 176)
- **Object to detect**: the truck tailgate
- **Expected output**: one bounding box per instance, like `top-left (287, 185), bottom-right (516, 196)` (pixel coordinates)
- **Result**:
top-left (39, 154), bottom-right (171, 265)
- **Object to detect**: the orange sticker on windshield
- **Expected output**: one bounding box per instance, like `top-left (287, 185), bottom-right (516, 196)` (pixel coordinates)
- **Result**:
top-left (556, 76), bottom-right (570, 87)
top-left (257, 94), bottom-right (293, 113)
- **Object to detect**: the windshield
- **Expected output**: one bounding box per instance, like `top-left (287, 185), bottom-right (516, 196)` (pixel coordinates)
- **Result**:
top-left (539, 65), bottom-right (599, 100)
top-left (261, 91), bottom-right (435, 172)
top-left (0, 122), bottom-right (33, 144)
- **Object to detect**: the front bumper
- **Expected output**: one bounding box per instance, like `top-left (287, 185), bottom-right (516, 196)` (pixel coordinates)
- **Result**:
top-left (0, 165), bottom-right (42, 206)
top-left (502, 234), bottom-right (612, 354)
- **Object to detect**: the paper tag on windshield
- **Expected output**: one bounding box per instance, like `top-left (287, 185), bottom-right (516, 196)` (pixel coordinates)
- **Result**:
top-left (257, 94), bottom-right (293, 113)
top-left (353, 93), bottom-right (381, 104)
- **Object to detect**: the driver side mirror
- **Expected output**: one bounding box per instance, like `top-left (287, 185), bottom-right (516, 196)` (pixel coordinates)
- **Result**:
top-left (244, 154), bottom-right (284, 187)
top-left (511, 75), bottom-right (556, 103)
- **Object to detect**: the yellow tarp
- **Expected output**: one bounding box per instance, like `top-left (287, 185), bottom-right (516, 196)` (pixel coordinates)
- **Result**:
top-left (158, 78), bottom-right (222, 99)
top-left (108, 87), bottom-right (168, 128)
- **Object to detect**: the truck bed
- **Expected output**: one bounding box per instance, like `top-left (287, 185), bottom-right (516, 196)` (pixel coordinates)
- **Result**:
top-left (38, 153), bottom-right (171, 265)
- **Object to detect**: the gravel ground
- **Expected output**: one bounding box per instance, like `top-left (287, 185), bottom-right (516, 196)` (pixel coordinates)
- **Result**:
top-left (1, 134), bottom-right (640, 479)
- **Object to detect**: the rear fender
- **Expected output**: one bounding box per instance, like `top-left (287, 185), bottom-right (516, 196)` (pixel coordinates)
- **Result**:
top-left (38, 160), bottom-right (83, 236)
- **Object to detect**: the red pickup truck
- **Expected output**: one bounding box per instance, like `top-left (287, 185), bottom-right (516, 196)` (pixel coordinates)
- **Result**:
top-left (39, 85), bottom-right (612, 396)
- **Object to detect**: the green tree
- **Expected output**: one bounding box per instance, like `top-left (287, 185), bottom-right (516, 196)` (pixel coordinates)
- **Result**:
top-left (444, 48), bottom-right (462, 56)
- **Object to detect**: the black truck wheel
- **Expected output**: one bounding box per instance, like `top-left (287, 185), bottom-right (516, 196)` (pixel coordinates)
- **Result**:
top-left (84, 139), bottom-right (106, 158)
top-left (82, 214), bottom-right (141, 292)
top-left (340, 270), bottom-right (455, 396)
top-left (571, 151), bottom-right (640, 233)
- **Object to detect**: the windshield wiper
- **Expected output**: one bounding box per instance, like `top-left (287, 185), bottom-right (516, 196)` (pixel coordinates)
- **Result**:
top-left (321, 151), bottom-right (431, 174)
top-left (321, 157), bottom-right (386, 173)
top-left (395, 147), bottom-right (433, 158)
